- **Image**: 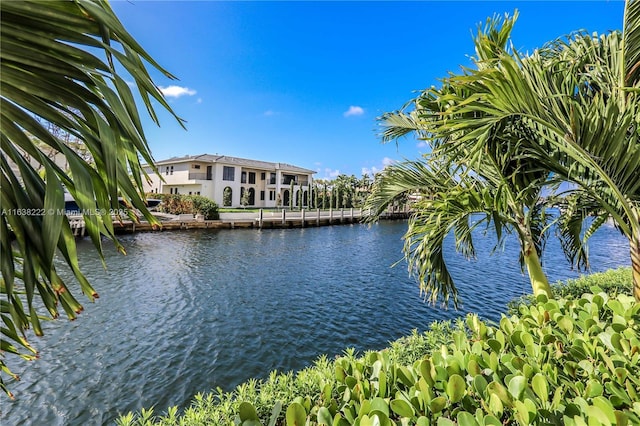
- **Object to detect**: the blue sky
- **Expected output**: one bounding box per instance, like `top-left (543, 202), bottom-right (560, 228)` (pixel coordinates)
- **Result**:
top-left (112, 1), bottom-right (625, 179)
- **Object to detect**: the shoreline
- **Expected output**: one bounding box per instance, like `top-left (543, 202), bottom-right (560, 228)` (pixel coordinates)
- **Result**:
top-left (68, 209), bottom-right (411, 236)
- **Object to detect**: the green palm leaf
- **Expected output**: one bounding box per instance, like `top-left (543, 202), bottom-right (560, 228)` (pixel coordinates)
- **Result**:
top-left (1, 0), bottom-right (183, 398)
top-left (623, 0), bottom-right (640, 86)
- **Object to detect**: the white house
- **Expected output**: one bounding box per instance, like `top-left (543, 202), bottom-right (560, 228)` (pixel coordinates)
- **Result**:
top-left (142, 154), bottom-right (316, 208)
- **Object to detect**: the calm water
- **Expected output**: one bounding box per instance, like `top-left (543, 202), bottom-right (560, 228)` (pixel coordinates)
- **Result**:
top-left (2, 221), bottom-right (630, 425)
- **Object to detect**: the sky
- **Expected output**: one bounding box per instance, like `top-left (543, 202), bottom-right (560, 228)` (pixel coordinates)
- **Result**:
top-left (111, 1), bottom-right (626, 180)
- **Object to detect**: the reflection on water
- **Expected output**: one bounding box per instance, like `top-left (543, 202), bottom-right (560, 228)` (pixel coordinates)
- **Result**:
top-left (2, 221), bottom-right (629, 425)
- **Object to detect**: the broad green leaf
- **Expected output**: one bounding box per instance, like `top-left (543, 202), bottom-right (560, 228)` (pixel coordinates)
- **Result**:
top-left (370, 397), bottom-right (389, 417)
top-left (286, 402), bottom-right (307, 426)
top-left (457, 411), bottom-right (480, 426)
top-left (317, 407), bottom-right (333, 425)
top-left (239, 402), bottom-right (259, 421)
top-left (508, 375), bottom-right (527, 400)
top-left (390, 399), bottom-right (414, 418)
top-left (446, 374), bottom-right (466, 403)
top-left (430, 396), bottom-right (447, 414)
top-left (531, 374), bottom-right (548, 402)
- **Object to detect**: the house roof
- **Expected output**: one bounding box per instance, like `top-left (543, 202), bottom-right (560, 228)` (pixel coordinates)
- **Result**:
top-left (148, 154), bottom-right (316, 174)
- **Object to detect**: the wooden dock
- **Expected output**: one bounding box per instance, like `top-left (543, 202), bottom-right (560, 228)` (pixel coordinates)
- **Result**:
top-left (75, 208), bottom-right (411, 235)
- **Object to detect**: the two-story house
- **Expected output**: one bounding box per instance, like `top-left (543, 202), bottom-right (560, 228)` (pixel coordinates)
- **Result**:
top-left (143, 154), bottom-right (316, 208)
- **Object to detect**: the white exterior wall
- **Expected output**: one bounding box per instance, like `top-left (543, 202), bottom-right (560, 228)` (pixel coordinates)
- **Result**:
top-left (212, 164), bottom-right (240, 207)
top-left (142, 166), bottom-right (162, 194)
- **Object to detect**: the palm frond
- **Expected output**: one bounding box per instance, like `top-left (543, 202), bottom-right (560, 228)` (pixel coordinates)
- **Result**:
top-left (623, 0), bottom-right (640, 86)
top-left (363, 160), bottom-right (454, 219)
top-left (0, 0), bottom-right (182, 397)
top-left (377, 110), bottom-right (427, 145)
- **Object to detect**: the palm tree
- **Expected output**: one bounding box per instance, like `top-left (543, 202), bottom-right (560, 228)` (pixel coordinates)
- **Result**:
top-left (356, 173), bottom-right (373, 207)
top-left (367, 12), bottom-right (559, 305)
top-left (366, 157), bottom-right (556, 306)
top-left (1, 1), bottom-right (182, 396)
top-left (427, 0), bottom-right (640, 300)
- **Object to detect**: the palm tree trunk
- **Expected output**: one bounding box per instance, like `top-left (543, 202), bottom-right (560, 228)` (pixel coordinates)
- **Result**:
top-left (522, 235), bottom-right (553, 298)
top-left (631, 234), bottom-right (640, 302)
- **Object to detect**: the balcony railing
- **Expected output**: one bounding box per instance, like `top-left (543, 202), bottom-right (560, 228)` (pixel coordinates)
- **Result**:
top-left (188, 172), bottom-right (212, 180)
top-left (280, 179), bottom-right (309, 186)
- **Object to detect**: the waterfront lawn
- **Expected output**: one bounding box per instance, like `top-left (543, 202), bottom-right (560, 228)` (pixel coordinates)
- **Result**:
top-left (118, 268), bottom-right (638, 426)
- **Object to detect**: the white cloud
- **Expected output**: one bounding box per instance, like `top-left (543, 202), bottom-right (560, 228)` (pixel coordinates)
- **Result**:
top-left (263, 110), bottom-right (280, 117)
top-left (382, 157), bottom-right (395, 167)
top-left (159, 85), bottom-right (197, 98)
top-left (343, 105), bottom-right (364, 117)
top-left (316, 168), bottom-right (341, 179)
top-left (417, 141), bottom-right (428, 148)
top-left (327, 168), bottom-right (340, 178)
top-left (361, 157), bottom-right (396, 177)
top-left (361, 166), bottom-right (380, 176)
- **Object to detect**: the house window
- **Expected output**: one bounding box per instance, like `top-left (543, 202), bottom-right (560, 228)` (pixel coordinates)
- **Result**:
top-left (249, 172), bottom-right (256, 184)
top-left (241, 171), bottom-right (247, 183)
top-left (193, 164), bottom-right (201, 169)
top-left (170, 166), bottom-right (174, 175)
top-left (260, 190), bottom-right (265, 201)
top-left (223, 166), bottom-right (235, 181)
top-left (261, 172), bottom-right (266, 180)
top-left (270, 173), bottom-right (276, 184)
top-left (165, 166), bottom-right (169, 175)
top-left (269, 190), bottom-right (275, 201)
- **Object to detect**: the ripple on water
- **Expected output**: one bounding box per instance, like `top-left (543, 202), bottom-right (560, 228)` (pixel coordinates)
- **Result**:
top-left (2, 222), bottom-right (630, 426)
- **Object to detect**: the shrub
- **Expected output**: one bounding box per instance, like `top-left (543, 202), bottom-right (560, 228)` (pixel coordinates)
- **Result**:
top-left (118, 270), bottom-right (639, 425)
top-left (190, 195), bottom-right (219, 220)
top-left (223, 187), bottom-right (232, 207)
top-left (507, 267), bottom-right (632, 315)
top-left (148, 194), bottom-right (219, 220)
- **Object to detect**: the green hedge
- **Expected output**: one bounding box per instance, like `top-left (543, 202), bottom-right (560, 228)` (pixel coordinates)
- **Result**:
top-left (118, 269), bottom-right (638, 426)
top-left (507, 268), bottom-right (633, 315)
top-left (149, 194), bottom-right (219, 220)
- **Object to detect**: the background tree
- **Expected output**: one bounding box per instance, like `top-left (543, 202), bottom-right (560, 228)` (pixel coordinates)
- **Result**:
top-left (223, 186), bottom-right (232, 207)
top-left (289, 181), bottom-right (294, 210)
top-left (329, 185), bottom-right (334, 209)
top-left (356, 173), bottom-right (373, 207)
top-left (240, 188), bottom-right (250, 208)
top-left (322, 182), bottom-right (327, 209)
top-left (313, 183), bottom-right (319, 209)
top-left (1, 0), bottom-right (183, 396)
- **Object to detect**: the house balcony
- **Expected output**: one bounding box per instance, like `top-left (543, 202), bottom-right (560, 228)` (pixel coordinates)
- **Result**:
top-left (281, 179), bottom-right (309, 186)
top-left (188, 172), bottom-right (212, 181)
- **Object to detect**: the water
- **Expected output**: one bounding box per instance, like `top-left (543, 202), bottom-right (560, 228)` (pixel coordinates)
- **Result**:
top-left (2, 221), bottom-right (630, 425)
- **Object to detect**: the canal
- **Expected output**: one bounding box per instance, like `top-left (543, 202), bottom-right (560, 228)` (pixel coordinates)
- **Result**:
top-left (2, 221), bottom-right (630, 425)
